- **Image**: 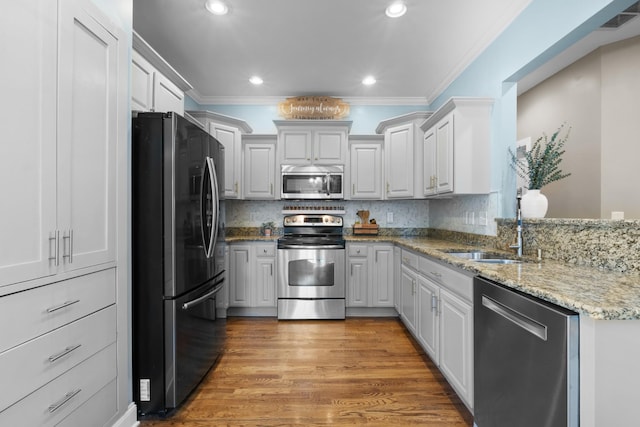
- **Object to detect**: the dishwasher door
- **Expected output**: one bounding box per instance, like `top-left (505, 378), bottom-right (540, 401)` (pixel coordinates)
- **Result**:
top-left (474, 276), bottom-right (579, 427)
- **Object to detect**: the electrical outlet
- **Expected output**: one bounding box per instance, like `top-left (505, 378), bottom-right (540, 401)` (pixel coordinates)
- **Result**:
top-left (469, 212), bottom-right (475, 225)
top-left (387, 212), bottom-right (394, 223)
top-left (478, 211), bottom-right (488, 226)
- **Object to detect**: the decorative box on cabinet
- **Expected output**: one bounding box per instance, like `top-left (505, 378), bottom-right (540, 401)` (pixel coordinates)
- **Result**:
top-left (132, 30), bottom-right (192, 115)
top-left (187, 110), bottom-right (253, 199)
top-left (243, 135), bottom-right (277, 199)
top-left (349, 135), bottom-right (383, 200)
top-left (376, 112), bottom-right (431, 199)
top-left (420, 97), bottom-right (493, 196)
top-left (274, 120), bottom-right (352, 166)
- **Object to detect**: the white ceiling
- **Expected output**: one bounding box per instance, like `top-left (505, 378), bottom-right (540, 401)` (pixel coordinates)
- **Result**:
top-left (132, 0), bottom-right (531, 105)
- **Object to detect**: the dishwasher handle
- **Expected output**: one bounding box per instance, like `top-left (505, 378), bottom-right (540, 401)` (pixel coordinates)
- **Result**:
top-left (481, 295), bottom-right (548, 341)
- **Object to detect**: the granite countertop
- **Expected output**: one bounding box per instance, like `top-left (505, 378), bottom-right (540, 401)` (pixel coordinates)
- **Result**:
top-left (347, 235), bottom-right (640, 321)
top-left (224, 234), bottom-right (640, 320)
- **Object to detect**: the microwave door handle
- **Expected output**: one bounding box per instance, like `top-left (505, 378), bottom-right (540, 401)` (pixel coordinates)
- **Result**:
top-left (325, 173), bottom-right (331, 196)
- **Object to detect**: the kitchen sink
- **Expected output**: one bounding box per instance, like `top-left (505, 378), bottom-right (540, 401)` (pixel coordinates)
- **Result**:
top-left (445, 251), bottom-right (522, 264)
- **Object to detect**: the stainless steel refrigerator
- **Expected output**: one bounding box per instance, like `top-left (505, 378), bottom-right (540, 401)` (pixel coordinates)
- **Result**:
top-left (132, 112), bottom-right (226, 416)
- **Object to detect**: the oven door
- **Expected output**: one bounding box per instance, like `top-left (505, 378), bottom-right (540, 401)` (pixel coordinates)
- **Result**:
top-left (277, 248), bottom-right (345, 299)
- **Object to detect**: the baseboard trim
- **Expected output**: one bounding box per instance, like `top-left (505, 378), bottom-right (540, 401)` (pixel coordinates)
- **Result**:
top-left (111, 403), bottom-right (139, 427)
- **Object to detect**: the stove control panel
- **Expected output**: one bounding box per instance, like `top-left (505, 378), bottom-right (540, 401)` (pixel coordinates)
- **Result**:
top-left (283, 214), bottom-right (343, 227)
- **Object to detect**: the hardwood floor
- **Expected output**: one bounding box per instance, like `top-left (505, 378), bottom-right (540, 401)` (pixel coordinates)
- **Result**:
top-left (140, 317), bottom-right (474, 426)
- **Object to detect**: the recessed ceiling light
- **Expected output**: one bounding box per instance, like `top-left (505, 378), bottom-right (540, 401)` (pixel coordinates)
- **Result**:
top-left (205, 0), bottom-right (228, 15)
top-left (362, 76), bottom-right (377, 86)
top-left (385, 1), bottom-right (407, 18)
top-left (249, 76), bottom-right (263, 85)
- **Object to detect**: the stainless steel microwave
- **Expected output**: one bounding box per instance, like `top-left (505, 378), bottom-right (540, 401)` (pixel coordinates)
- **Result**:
top-left (281, 165), bottom-right (344, 199)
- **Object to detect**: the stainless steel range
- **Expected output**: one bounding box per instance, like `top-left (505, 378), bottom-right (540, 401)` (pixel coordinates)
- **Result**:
top-left (277, 214), bottom-right (345, 319)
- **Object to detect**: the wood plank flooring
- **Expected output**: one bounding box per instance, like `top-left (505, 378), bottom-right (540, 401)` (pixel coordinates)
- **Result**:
top-left (140, 317), bottom-right (474, 426)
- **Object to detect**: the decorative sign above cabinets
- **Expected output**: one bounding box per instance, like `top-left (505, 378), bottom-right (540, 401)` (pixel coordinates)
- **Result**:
top-left (278, 96), bottom-right (350, 120)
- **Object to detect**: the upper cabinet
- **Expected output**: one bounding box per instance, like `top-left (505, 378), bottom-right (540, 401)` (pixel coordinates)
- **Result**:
top-left (274, 120), bottom-right (352, 166)
top-left (349, 135), bottom-right (383, 200)
top-left (376, 112), bottom-right (431, 199)
top-left (243, 135), bottom-right (277, 200)
top-left (420, 98), bottom-right (493, 197)
top-left (132, 31), bottom-right (193, 115)
top-left (1, 0), bottom-right (120, 287)
top-left (187, 111), bottom-right (253, 199)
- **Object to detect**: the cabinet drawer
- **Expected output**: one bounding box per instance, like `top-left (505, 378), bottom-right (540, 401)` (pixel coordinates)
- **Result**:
top-left (255, 244), bottom-right (275, 257)
top-left (418, 256), bottom-right (473, 302)
top-left (0, 305), bottom-right (116, 412)
top-left (57, 378), bottom-right (117, 427)
top-left (0, 269), bottom-right (116, 354)
top-left (348, 244), bottom-right (368, 257)
top-left (401, 249), bottom-right (419, 270)
top-left (0, 343), bottom-right (116, 426)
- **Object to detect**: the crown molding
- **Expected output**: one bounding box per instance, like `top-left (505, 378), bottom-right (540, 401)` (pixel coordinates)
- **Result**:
top-left (375, 111), bottom-right (433, 134)
top-left (133, 31), bottom-right (193, 92)
top-left (187, 90), bottom-right (428, 107)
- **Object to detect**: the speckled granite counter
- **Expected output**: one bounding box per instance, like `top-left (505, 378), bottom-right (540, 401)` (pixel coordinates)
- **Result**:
top-left (346, 235), bottom-right (640, 320)
top-left (223, 232), bottom-right (640, 320)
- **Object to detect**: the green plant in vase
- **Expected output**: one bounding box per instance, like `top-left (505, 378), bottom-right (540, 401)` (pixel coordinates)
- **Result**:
top-left (509, 123), bottom-right (572, 217)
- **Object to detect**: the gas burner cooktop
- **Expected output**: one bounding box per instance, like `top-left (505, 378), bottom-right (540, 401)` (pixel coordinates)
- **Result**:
top-left (282, 205), bottom-right (345, 214)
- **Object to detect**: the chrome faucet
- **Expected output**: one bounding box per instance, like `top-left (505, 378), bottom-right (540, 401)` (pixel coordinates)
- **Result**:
top-left (510, 188), bottom-right (523, 257)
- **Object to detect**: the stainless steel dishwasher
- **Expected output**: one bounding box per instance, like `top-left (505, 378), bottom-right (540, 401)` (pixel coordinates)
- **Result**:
top-left (474, 276), bottom-right (579, 427)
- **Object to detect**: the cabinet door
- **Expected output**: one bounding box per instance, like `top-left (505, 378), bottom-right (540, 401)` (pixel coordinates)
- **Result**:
top-left (436, 114), bottom-right (454, 194)
top-left (350, 143), bottom-right (382, 199)
top-left (400, 265), bottom-right (417, 333)
top-left (417, 276), bottom-right (440, 364)
top-left (211, 123), bottom-right (242, 198)
top-left (280, 130), bottom-right (312, 165)
top-left (131, 50), bottom-right (154, 112)
top-left (255, 258), bottom-right (276, 307)
top-left (423, 128), bottom-right (437, 196)
top-left (244, 143), bottom-right (276, 199)
top-left (372, 245), bottom-right (394, 307)
top-left (313, 129), bottom-right (346, 164)
top-left (153, 72), bottom-right (184, 115)
top-left (57, 0), bottom-right (117, 272)
top-left (229, 246), bottom-right (251, 306)
top-left (347, 257), bottom-right (368, 307)
top-left (0, 1), bottom-right (57, 286)
top-left (385, 124), bottom-right (414, 198)
top-left (439, 287), bottom-right (473, 408)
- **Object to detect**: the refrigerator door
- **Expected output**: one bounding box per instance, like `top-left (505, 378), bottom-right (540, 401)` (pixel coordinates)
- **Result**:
top-left (165, 114), bottom-right (215, 297)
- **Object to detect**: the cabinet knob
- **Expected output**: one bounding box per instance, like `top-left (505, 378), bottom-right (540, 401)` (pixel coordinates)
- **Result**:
top-left (356, 249), bottom-right (361, 254)
top-left (263, 249), bottom-right (267, 253)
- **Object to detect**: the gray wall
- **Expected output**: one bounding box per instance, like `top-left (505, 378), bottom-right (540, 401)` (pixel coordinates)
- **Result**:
top-left (518, 35), bottom-right (640, 219)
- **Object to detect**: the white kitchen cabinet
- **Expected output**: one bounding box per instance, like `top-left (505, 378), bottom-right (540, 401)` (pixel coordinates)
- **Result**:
top-left (187, 111), bottom-right (253, 199)
top-left (400, 264), bottom-right (418, 334)
top-left (349, 136), bottom-right (383, 199)
top-left (228, 243), bottom-right (277, 310)
top-left (243, 135), bottom-right (277, 199)
top-left (423, 114), bottom-right (454, 195)
top-left (416, 253), bottom-right (474, 410)
top-left (376, 112), bottom-right (431, 199)
top-left (420, 97), bottom-right (493, 196)
top-left (132, 31), bottom-right (192, 115)
top-left (274, 120), bottom-right (352, 166)
top-left (346, 243), bottom-right (394, 309)
top-left (347, 246), bottom-right (368, 307)
top-left (1, 0), bottom-right (118, 287)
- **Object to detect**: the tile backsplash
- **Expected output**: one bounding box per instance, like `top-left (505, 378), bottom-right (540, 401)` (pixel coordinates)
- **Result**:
top-left (225, 199), bottom-right (430, 230)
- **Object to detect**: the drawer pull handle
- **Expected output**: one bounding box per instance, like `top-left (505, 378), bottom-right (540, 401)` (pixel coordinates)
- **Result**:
top-left (48, 344), bottom-right (82, 363)
top-left (48, 388), bottom-right (82, 413)
top-left (430, 271), bottom-right (442, 278)
top-left (46, 299), bottom-right (80, 313)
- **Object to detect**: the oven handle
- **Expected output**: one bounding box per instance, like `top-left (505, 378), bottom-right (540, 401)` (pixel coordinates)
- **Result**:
top-left (278, 244), bottom-right (345, 250)
top-left (182, 281), bottom-right (224, 310)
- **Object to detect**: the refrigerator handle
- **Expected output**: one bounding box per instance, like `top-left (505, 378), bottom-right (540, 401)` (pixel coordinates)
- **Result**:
top-left (208, 156), bottom-right (220, 257)
top-left (200, 157), bottom-right (216, 258)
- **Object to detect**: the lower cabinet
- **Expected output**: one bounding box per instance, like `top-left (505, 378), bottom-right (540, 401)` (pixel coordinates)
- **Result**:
top-left (228, 242), bottom-right (276, 312)
top-left (346, 243), bottom-right (394, 309)
top-left (401, 248), bottom-right (474, 411)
